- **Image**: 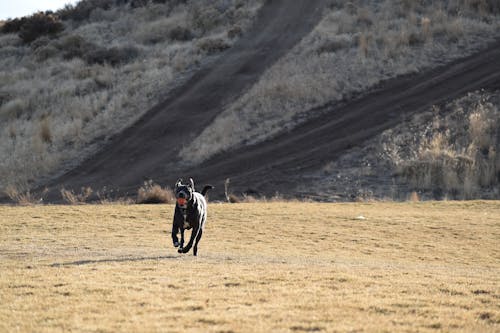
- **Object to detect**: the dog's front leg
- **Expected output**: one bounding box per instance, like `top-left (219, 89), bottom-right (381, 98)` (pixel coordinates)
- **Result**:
top-left (172, 223), bottom-right (180, 248)
top-left (178, 227), bottom-right (185, 253)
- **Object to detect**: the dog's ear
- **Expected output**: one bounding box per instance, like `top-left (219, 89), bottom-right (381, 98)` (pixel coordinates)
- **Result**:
top-left (189, 178), bottom-right (195, 190)
top-left (175, 178), bottom-right (182, 189)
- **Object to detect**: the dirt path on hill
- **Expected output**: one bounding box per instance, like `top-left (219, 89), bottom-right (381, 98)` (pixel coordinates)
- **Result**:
top-left (37, 0), bottom-right (327, 201)
top-left (185, 39), bottom-right (500, 200)
top-left (33, 8), bottom-right (500, 202)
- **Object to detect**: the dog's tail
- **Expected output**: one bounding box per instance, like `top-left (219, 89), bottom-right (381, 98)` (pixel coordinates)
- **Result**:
top-left (201, 185), bottom-right (214, 196)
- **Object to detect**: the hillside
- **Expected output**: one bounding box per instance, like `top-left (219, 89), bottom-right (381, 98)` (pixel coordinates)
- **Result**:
top-left (0, 0), bottom-right (263, 192)
top-left (1, 0), bottom-right (500, 202)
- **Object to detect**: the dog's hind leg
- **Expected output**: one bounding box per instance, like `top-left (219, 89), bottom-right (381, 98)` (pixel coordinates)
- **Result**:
top-left (181, 224), bottom-right (199, 254)
top-left (193, 229), bottom-right (203, 256)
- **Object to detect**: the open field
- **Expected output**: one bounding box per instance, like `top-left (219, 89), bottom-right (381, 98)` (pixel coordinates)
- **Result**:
top-left (1, 202), bottom-right (499, 332)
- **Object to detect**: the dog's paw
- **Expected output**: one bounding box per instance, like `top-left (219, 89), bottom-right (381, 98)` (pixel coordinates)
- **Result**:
top-left (177, 247), bottom-right (183, 253)
top-left (173, 241), bottom-right (180, 248)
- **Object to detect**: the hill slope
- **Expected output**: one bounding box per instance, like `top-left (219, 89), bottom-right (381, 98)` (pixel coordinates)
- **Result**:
top-left (2, 1), bottom-right (500, 202)
top-left (40, 0), bottom-right (328, 200)
top-left (45, 37), bottom-right (500, 201)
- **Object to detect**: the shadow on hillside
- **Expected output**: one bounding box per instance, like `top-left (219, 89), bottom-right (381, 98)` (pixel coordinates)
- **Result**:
top-left (50, 255), bottom-right (177, 267)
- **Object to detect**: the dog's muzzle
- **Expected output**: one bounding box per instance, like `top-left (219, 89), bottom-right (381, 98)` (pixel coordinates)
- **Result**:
top-left (177, 198), bottom-right (187, 206)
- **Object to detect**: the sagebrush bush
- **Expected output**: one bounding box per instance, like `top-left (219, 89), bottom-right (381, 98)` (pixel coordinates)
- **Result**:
top-left (57, 34), bottom-right (139, 66)
top-left (17, 12), bottom-right (64, 43)
top-left (197, 38), bottom-right (230, 54)
top-left (189, 5), bottom-right (221, 34)
top-left (84, 45), bottom-right (139, 66)
top-left (60, 187), bottom-right (93, 204)
top-left (1, 17), bottom-right (27, 33)
top-left (39, 117), bottom-right (52, 144)
top-left (168, 26), bottom-right (194, 41)
top-left (57, 0), bottom-right (115, 22)
top-left (59, 34), bottom-right (96, 60)
top-left (136, 180), bottom-right (175, 204)
top-left (227, 25), bottom-right (243, 39)
top-left (0, 99), bottom-right (26, 121)
top-left (134, 18), bottom-right (175, 44)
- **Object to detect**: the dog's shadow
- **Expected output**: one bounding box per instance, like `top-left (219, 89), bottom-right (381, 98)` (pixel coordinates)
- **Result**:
top-left (50, 255), bottom-right (177, 267)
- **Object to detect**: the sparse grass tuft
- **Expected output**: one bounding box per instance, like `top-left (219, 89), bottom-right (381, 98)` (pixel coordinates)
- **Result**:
top-left (60, 186), bottom-right (93, 204)
top-left (4, 185), bottom-right (47, 205)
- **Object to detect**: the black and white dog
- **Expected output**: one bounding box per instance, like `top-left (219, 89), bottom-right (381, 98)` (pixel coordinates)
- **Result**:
top-left (172, 178), bottom-right (213, 256)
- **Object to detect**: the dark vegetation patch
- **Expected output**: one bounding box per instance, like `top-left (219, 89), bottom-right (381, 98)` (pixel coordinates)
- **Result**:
top-left (2, 12), bottom-right (64, 44)
top-left (56, 34), bottom-right (139, 66)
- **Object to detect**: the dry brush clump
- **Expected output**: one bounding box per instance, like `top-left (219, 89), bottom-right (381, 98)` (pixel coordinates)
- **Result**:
top-left (0, 0), bottom-right (262, 193)
top-left (136, 180), bottom-right (175, 204)
top-left (60, 186), bottom-right (93, 204)
top-left (4, 185), bottom-right (48, 205)
top-left (1, 12), bottom-right (64, 43)
top-left (183, 0), bottom-right (500, 164)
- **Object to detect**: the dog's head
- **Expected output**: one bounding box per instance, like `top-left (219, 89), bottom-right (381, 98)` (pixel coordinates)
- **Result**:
top-left (174, 178), bottom-right (195, 207)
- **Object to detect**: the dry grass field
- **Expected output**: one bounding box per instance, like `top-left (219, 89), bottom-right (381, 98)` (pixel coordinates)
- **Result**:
top-left (0, 201), bottom-right (499, 332)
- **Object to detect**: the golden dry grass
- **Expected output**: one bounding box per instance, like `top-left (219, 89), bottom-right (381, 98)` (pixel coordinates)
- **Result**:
top-left (0, 201), bottom-right (499, 332)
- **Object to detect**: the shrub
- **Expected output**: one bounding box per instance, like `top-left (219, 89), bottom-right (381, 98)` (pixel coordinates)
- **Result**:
top-left (18, 12), bottom-right (64, 43)
top-left (39, 117), bottom-right (52, 144)
top-left (134, 19), bottom-right (173, 44)
top-left (56, 34), bottom-right (139, 66)
top-left (137, 180), bottom-right (175, 204)
top-left (59, 34), bottom-right (96, 60)
top-left (30, 36), bottom-right (52, 51)
top-left (61, 187), bottom-right (93, 204)
top-left (130, 0), bottom-right (150, 8)
top-left (169, 26), bottom-right (194, 41)
top-left (197, 38), bottom-right (230, 54)
top-left (1, 17), bottom-right (27, 33)
top-left (57, 35), bottom-right (138, 66)
top-left (0, 98), bottom-right (26, 121)
top-left (57, 0), bottom-right (115, 22)
top-left (227, 25), bottom-right (243, 39)
top-left (463, 0), bottom-right (500, 15)
top-left (84, 45), bottom-right (139, 66)
top-left (33, 45), bottom-right (58, 61)
top-left (316, 36), bottom-right (351, 54)
top-left (5, 185), bottom-right (47, 205)
top-left (189, 5), bottom-right (220, 34)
